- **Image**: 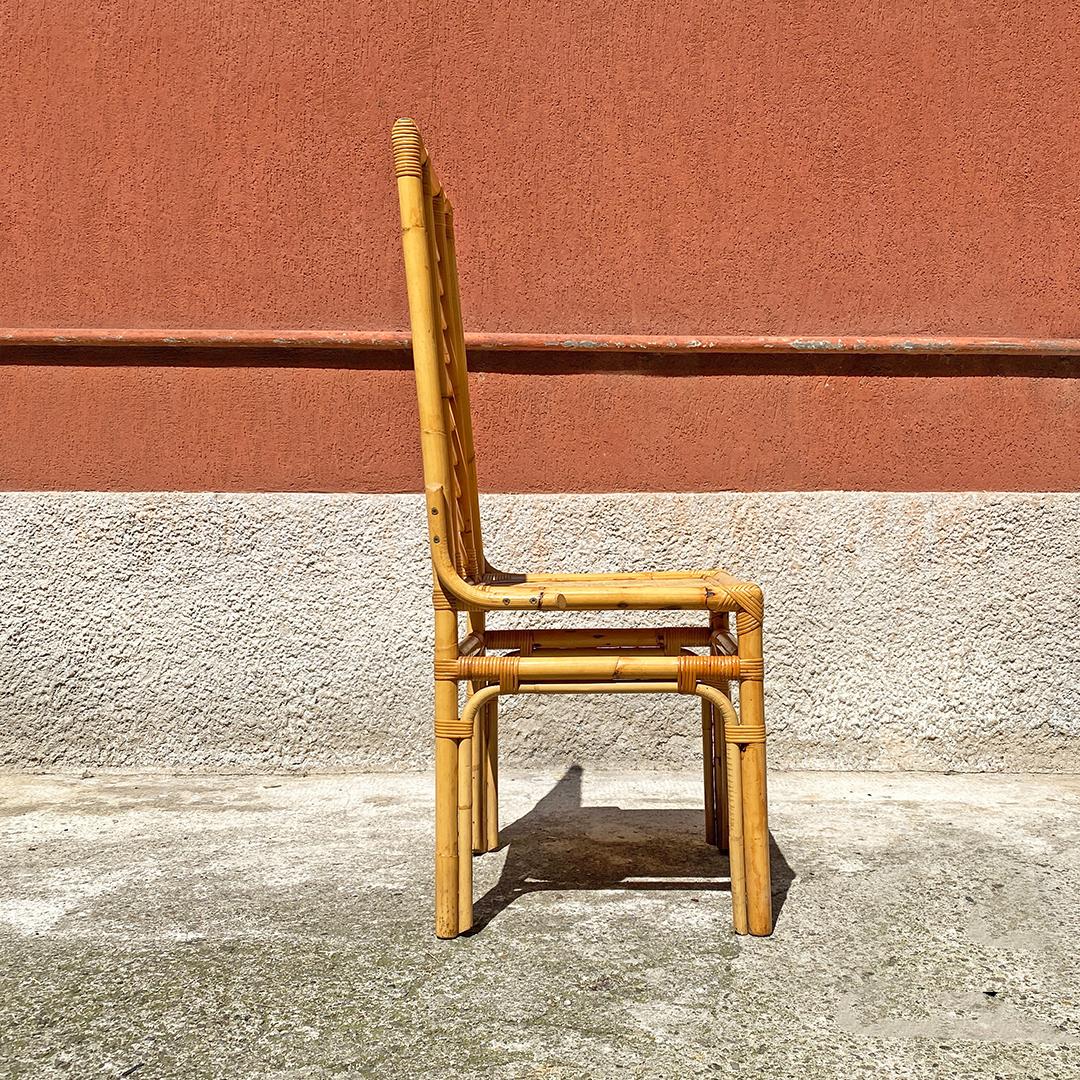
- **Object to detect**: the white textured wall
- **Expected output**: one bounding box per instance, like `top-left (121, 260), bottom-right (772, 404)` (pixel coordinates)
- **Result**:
top-left (1, 491), bottom-right (1077, 773)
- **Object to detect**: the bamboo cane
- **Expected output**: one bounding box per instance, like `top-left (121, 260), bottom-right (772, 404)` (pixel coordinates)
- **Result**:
top-left (515, 648), bottom-right (672, 657)
top-left (428, 497), bottom-right (755, 612)
top-left (702, 695), bottom-right (716, 846)
top-left (712, 612), bottom-right (730, 853)
top-left (458, 678), bottom-right (757, 934)
top-left (726, 740), bottom-right (748, 935)
top-left (510, 568), bottom-right (744, 585)
top-left (458, 632), bottom-right (484, 656)
top-left (457, 734), bottom-right (473, 931)
top-left (516, 681), bottom-right (679, 693)
top-left (714, 706), bottom-right (728, 854)
top-left (440, 204), bottom-right (486, 577)
top-left (483, 695), bottom-right (499, 851)
top-left (457, 653), bottom-right (742, 682)
top-left (471, 681), bottom-right (484, 852)
top-left (393, 119), bottom-right (464, 938)
top-left (485, 627), bottom-right (711, 651)
top-left (468, 607), bottom-right (492, 853)
top-left (464, 685), bottom-right (501, 867)
top-left (737, 606), bottom-right (772, 937)
top-left (433, 610), bottom-right (461, 938)
top-left (693, 685), bottom-right (746, 933)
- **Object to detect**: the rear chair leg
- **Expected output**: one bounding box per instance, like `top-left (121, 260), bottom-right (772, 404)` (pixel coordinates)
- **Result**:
top-left (704, 614), bottom-right (730, 851)
top-left (471, 682), bottom-right (485, 853)
top-left (469, 614), bottom-right (488, 855)
top-left (726, 735), bottom-right (749, 934)
top-left (469, 684), bottom-right (498, 855)
top-left (483, 695), bottom-right (499, 851)
top-left (702, 696), bottom-right (716, 846)
top-left (711, 612), bottom-right (730, 852)
top-left (713, 691), bottom-right (729, 853)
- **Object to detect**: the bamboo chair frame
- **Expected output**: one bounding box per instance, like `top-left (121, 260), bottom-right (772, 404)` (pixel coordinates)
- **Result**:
top-left (392, 118), bottom-right (772, 939)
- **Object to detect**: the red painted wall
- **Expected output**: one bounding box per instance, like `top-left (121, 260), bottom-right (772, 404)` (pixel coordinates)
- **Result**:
top-left (3, 1), bottom-right (1078, 337)
top-left (4, 4), bottom-right (1078, 494)
top-left (3, 350), bottom-right (1077, 492)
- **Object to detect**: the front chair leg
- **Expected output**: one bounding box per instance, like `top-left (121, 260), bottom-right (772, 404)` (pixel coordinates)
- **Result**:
top-left (737, 607), bottom-right (772, 937)
top-left (434, 607), bottom-right (470, 937)
top-left (434, 734), bottom-right (461, 937)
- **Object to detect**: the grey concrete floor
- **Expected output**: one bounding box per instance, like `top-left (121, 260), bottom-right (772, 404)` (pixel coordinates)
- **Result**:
top-left (0, 770), bottom-right (1077, 1079)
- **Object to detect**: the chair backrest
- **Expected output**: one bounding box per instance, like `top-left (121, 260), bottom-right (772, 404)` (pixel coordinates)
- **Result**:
top-left (392, 118), bottom-right (485, 584)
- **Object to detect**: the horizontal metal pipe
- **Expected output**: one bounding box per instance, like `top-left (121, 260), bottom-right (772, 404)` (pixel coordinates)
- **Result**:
top-left (3, 327), bottom-right (1080, 355)
top-left (0, 328), bottom-right (414, 350)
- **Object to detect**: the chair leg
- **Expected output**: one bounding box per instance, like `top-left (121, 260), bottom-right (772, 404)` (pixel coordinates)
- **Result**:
top-left (710, 613), bottom-right (730, 852)
top-left (726, 737), bottom-right (748, 935)
top-left (483, 696), bottom-right (499, 851)
top-left (471, 683), bottom-right (485, 853)
top-left (737, 617), bottom-right (773, 937)
top-left (434, 607), bottom-right (467, 938)
top-left (702, 696), bottom-right (716, 846)
top-left (457, 736), bottom-right (473, 932)
top-left (713, 697), bottom-right (729, 853)
top-left (469, 614), bottom-right (488, 855)
top-left (434, 734), bottom-right (460, 938)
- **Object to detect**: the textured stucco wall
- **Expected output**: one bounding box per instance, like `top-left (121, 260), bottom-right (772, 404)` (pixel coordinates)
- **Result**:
top-left (1, 491), bottom-right (1077, 773)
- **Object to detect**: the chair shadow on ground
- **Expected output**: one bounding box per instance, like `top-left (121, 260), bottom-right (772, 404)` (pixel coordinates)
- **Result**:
top-left (470, 764), bottom-right (795, 933)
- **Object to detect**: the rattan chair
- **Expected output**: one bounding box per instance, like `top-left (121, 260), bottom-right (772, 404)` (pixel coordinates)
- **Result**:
top-left (392, 118), bottom-right (772, 939)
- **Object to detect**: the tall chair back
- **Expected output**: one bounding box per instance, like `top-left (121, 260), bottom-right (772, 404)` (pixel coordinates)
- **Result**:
top-left (392, 117), bottom-right (484, 582)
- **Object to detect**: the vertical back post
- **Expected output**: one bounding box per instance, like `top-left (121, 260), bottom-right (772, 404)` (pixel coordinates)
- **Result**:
top-left (393, 117), bottom-right (465, 937)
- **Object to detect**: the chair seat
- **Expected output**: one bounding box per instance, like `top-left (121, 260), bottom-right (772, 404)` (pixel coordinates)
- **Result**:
top-left (479, 568), bottom-right (757, 612)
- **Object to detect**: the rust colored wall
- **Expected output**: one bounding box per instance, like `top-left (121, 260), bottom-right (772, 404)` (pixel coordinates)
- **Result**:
top-left (2, 350), bottom-right (1077, 492)
top-left (3, 2), bottom-right (1078, 338)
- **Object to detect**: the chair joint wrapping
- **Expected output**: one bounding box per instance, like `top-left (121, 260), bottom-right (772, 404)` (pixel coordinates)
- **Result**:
top-left (432, 587), bottom-right (456, 611)
top-left (724, 724), bottom-right (768, 745)
top-left (738, 657), bottom-right (765, 681)
top-left (458, 656), bottom-right (521, 692)
top-left (659, 627), bottom-right (712, 653)
top-left (488, 630), bottom-right (534, 653)
top-left (391, 118), bottom-right (424, 178)
top-left (676, 655), bottom-right (742, 693)
top-left (433, 715), bottom-right (474, 739)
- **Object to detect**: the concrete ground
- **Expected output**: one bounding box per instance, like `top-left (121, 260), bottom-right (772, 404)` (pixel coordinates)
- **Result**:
top-left (0, 771), bottom-right (1077, 1079)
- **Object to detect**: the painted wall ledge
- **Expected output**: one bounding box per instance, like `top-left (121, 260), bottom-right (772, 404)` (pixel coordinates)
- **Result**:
top-left (3, 327), bottom-right (1080, 355)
